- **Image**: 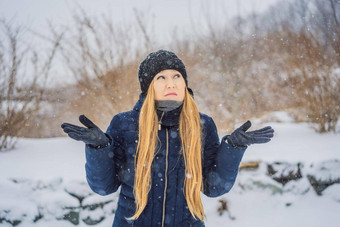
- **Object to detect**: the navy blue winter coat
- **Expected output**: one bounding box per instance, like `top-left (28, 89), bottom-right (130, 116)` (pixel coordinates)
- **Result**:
top-left (85, 93), bottom-right (246, 226)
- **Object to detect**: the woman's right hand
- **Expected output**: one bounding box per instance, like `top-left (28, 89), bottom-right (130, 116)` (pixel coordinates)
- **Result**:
top-left (61, 115), bottom-right (110, 147)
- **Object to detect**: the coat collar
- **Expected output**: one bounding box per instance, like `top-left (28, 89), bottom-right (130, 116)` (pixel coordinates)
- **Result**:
top-left (133, 93), bottom-right (183, 127)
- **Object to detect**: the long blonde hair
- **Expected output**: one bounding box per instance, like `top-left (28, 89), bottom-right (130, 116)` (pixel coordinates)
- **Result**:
top-left (127, 80), bottom-right (204, 221)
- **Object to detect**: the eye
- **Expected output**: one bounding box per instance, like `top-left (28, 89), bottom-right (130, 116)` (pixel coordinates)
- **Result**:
top-left (157, 76), bottom-right (165, 80)
top-left (174, 74), bottom-right (181, 79)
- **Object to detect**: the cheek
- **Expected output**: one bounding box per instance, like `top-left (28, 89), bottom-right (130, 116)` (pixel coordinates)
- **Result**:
top-left (178, 83), bottom-right (186, 99)
top-left (179, 81), bottom-right (186, 93)
top-left (154, 83), bottom-right (163, 97)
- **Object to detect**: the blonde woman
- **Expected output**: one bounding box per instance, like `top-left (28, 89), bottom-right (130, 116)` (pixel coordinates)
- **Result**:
top-left (61, 50), bottom-right (274, 226)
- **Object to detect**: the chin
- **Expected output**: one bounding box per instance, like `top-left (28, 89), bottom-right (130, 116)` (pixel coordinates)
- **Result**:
top-left (164, 97), bottom-right (181, 101)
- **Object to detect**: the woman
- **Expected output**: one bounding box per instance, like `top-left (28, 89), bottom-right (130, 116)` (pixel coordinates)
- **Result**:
top-left (61, 50), bottom-right (274, 226)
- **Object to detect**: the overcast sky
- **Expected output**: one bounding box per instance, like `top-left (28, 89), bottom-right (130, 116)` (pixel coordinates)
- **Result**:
top-left (1, 0), bottom-right (280, 38)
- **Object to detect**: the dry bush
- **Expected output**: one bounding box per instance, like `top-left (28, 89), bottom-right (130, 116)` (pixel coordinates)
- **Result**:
top-left (0, 19), bottom-right (60, 150)
top-left (178, 0), bottom-right (340, 133)
top-left (8, 0), bottom-right (338, 140)
top-left (261, 0), bottom-right (340, 132)
top-left (185, 15), bottom-right (282, 131)
top-left (272, 28), bottom-right (340, 132)
top-left (61, 62), bottom-right (141, 130)
top-left (184, 0), bottom-right (340, 133)
top-left (47, 8), bottom-right (158, 131)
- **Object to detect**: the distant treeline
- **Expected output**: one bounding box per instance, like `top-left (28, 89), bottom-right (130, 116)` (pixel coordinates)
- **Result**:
top-left (0, 0), bottom-right (339, 150)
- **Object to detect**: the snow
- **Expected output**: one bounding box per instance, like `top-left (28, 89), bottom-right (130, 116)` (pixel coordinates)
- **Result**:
top-left (243, 121), bottom-right (340, 164)
top-left (0, 137), bottom-right (86, 180)
top-left (0, 112), bottom-right (340, 226)
top-left (306, 160), bottom-right (340, 182)
top-left (203, 190), bottom-right (340, 227)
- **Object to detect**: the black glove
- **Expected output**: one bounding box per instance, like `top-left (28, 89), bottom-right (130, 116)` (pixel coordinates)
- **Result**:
top-left (61, 115), bottom-right (110, 148)
top-left (225, 120), bottom-right (274, 148)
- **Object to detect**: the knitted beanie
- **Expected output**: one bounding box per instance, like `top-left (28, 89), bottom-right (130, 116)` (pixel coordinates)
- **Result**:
top-left (138, 50), bottom-right (193, 97)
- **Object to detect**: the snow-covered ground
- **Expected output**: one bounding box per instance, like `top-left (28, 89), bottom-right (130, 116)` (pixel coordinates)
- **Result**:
top-left (1, 112), bottom-right (340, 227)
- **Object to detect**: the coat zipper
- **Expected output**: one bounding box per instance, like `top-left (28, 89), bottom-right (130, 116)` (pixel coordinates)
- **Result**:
top-left (161, 127), bottom-right (169, 227)
top-left (158, 111), bottom-right (165, 130)
top-left (158, 111), bottom-right (168, 227)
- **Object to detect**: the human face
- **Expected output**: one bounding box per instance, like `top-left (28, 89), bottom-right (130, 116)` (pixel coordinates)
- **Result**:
top-left (153, 69), bottom-right (186, 101)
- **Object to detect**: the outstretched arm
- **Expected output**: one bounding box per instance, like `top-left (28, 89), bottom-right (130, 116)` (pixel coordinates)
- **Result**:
top-left (61, 115), bottom-right (123, 195)
top-left (202, 117), bottom-right (274, 197)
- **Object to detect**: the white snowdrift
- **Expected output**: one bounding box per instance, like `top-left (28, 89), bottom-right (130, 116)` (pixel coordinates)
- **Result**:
top-left (0, 113), bottom-right (339, 227)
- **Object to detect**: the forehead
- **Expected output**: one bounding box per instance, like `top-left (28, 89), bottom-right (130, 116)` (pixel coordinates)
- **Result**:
top-left (155, 69), bottom-right (181, 76)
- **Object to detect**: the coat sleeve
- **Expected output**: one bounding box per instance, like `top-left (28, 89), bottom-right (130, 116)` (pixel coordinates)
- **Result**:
top-left (85, 114), bottom-right (124, 196)
top-left (202, 116), bottom-right (246, 197)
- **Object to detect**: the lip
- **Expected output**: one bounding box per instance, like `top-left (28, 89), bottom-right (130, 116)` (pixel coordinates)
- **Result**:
top-left (165, 92), bottom-right (177, 96)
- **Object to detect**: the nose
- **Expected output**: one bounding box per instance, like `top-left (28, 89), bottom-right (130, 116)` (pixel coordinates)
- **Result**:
top-left (166, 79), bottom-right (175, 88)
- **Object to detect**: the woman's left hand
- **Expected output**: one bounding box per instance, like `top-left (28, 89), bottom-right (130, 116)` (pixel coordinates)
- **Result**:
top-left (225, 120), bottom-right (274, 148)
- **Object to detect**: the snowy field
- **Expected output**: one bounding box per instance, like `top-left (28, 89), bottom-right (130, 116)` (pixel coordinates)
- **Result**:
top-left (1, 112), bottom-right (340, 227)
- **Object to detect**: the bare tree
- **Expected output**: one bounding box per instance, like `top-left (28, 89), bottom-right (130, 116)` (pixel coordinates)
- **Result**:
top-left (184, 0), bottom-right (340, 132)
top-left (0, 19), bottom-right (61, 151)
top-left (47, 8), bottom-right (158, 129)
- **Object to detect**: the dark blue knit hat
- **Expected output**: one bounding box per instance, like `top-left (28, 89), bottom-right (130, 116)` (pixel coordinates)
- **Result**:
top-left (138, 50), bottom-right (193, 97)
